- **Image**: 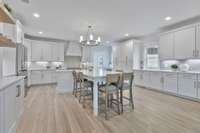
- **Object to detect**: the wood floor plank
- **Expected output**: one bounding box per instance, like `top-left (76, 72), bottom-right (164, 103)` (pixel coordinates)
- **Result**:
top-left (16, 85), bottom-right (200, 133)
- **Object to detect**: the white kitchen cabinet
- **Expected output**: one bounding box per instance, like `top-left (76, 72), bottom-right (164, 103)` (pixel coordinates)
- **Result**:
top-left (149, 71), bottom-right (163, 90)
top-left (197, 74), bottom-right (200, 98)
top-left (134, 70), bottom-right (144, 86)
top-left (196, 24), bottom-right (200, 57)
top-left (24, 39), bottom-right (32, 62)
top-left (31, 41), bottom-right (43, 61)
top-left (0, 90), bottom-right (4, 133)
top-left (42, 44), bottom-right (52, 61)
top-left (159, 32), bottom-right (174, 60)
top-left (31, 41), bottom-right (52, 61)
top-left (1, 79), bottom-right (24, 133)
top-left (30, 70), bottom-right (53, 85)
top-left (142, 71), bottom-right (150, 87)
top-left (30, 71), bottom-right (42, 85)
top-left (174, 26), bottom-right (196, 59)
top-left (4, 83), bottom-right (18, 133)
top-left (163, 72), bottom-right (178, 93)
top-left (178, 73), bottom-right (197, 98)
top-left (52, 43), bottom-right (64, 61)
top-left (15, 80), bottom-right (24, 120)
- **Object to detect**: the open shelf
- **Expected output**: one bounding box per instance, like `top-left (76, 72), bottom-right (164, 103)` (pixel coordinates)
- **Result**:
top-left (0, 36), bottom-right (16, 47)
top-left (0, 3), bottom-right (15, 24)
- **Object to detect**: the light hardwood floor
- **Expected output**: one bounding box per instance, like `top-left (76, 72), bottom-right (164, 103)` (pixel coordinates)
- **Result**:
top-left (17, 85), bottom-right (200, 133)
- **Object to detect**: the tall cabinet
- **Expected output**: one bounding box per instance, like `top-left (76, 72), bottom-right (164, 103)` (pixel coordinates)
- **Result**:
top-left (112, 40), bottom-right (134, 71)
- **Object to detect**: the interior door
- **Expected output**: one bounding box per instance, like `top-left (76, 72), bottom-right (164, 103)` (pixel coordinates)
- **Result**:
top-left (196, 25), bottom-right (200, 57)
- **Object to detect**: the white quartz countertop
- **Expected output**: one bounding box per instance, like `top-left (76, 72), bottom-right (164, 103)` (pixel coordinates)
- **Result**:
top-left (0, 76), bottom-right (25, 91)
top-left (133, 69), bottom-right (200, 74)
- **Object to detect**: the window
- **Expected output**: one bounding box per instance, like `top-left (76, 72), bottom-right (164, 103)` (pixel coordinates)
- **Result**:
top-left (145, 47), bottom-right (159, 69)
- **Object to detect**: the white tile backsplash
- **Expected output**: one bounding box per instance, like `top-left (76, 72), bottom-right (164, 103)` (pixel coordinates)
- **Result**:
top-left (161, 59), bottom-right (200, 71)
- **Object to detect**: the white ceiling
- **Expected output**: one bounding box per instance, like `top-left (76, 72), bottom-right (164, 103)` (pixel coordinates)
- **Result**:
top-left (5, 0), bottom-right (200, 42)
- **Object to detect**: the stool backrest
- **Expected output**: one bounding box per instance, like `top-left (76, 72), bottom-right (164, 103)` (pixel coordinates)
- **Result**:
top-left (106, 74), bottom-right (120, 87)
top-left (72, 71), bottom-right (77, 80)
top-left (122, 72), bottom-right (134, 89)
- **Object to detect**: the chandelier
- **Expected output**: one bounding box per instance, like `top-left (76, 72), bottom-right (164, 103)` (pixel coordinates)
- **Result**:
top-left (79, 25), bottom-right (101, 46)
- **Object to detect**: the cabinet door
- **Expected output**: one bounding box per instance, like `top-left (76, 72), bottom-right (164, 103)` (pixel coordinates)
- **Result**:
top-left (4, 83), bottom-right (18, 133)
top-left (15, 80), bottom-right (24, 120)
top-left (42, 71), bottom-right (52, 84)
top-left (58, 44), bottom-right (64, 61)
top-left (143, 71), bottom-right (150, 87)
top-left (149, 72), bottom-right (163, 90)
top-left (24, 39), bottom-right (32, 62)
top-left (159, 33), bottom-right (174, 60)
top-left (163, 73), bottom-right (178, 93)
top-left (178, 74), bottom-right (197, 98)
top-left (42, 44), bottom-right (52, 61)
top-left (196, 25), bottom-right (200, 57)
top-left (31, 71), bottom-right (42, 85)
top-left (134, 71), bottom-right (144, 86)
top-left (0, 91), bottom-right (4, 133)
top-left (31, 41), bottom-right (43, 61)
top-left (174, 26), bottom-right (196, 59)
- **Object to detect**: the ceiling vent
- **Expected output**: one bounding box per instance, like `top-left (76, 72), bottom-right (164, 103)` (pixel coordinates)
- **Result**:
top-left (21, 0), bottom-right (31, 4)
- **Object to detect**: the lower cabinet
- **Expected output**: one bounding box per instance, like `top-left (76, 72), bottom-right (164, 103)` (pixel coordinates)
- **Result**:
top-left (163, 72), bottom-right (178, 93)
top-left (178, 73), bottom-right (198, 98)
top-left (149, 71), bottom-right (163, 90)
top-left (0, 91), bottom-right (4, 133)
top-left (30, 70), bottom-right (54, 85)
top-left (134, 71), bottom-right (144, 86)
top-left (142, 71), bottom-right (150, 87)
top-left (2, 79), bottom-right (24, 133)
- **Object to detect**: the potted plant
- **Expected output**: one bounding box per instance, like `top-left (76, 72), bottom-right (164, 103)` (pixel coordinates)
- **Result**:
top-left (171, 64), bottom-right (178, 71)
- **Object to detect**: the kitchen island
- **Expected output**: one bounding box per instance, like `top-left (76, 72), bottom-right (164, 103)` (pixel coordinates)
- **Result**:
top-left (56, 69), bottom-right (74, 93)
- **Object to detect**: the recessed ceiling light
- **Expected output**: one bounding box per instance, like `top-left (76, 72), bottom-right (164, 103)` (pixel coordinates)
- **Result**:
top-left (38, 31), bottom-right (43, 34)
top-left (165, 16), bottom-right (172, 21)
top-left (125, 33), bottom-right (129, 37)
top-left (33, 13), bottom-right (40, 18)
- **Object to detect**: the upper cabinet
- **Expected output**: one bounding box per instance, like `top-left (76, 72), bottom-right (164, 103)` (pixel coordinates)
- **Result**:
top-left (31, 40), bottom-right (65, 62)
top-left (51, 43), bottom-right (64, 61)
top-left (196, 24), bottom-right (200, 57)
top-left (174, 26), bottom-right (196, 59)
top-left (159, 24), bottom-right (198, 60)
top-left (159, 32), bottom-right (174, 60)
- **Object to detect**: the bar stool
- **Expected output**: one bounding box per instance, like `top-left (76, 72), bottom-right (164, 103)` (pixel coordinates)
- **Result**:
top-left (98, 73), bottom-right (121, 120)
top-left (120, 72), bottom-right (134, 113)
top-left (72, 71), bottom-right (80, 97)
top-left (78, 72), bottom-right (93, 107)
